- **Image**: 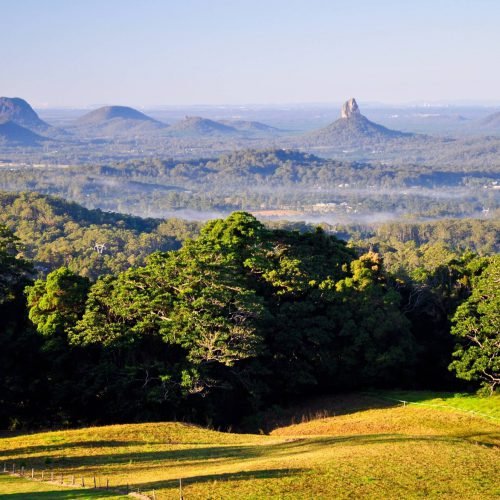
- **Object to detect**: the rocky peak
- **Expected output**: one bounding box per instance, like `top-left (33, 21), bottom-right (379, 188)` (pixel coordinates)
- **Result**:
top-left (341, 98), bottom-right (360, 119)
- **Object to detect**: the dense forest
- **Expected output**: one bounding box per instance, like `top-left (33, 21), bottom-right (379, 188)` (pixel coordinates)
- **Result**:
top-left (0, 196), bottom-right (498, 430)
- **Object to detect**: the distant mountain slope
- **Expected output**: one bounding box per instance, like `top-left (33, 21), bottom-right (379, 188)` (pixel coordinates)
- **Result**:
top-left (76, 106), bottom-right (164, 125)
top-left (71, 105), bottom-right (167, 137)
top-left (305, 98), bottom-right (413, 146)
top-left (479, 111), bottom-right (500, 129)
top-left (0, 120), bottom-right (46, 146)
top-left (219, 119), bottom-right (282, 135)
top-left (168, 116), bottom-right (239, 136)
top-left (0, 96), bottom-right (52, 133)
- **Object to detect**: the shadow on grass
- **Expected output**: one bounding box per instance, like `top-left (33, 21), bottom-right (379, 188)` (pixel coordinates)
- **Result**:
top-left (0, 476), bottom-right (118, 499)
top-left (0, 441), bottom-right (142, 459)
top-left (0, 490), bottom-right (119, 499)
top-left (5, 431), bottom-right (497, 473)
top-left (127, 467), bottom-right (306, 493)
top-left (245, 392), bottom-right (400, 433)
top-left (1, 468), bottom-right (306, 498)
top-left (245, 390), bottom-right (488, 433)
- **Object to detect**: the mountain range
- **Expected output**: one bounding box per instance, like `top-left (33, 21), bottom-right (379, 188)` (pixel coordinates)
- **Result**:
top-left (1, 95), bottom-right (500, 157)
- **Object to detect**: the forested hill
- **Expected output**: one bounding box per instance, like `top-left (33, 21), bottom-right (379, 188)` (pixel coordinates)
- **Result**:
top-left (109, 147), bottom-right (500, 188)
top-left (1, 191), bottom-right (499, 282)
top-left (0, 191), bottom-right (159, 231)
top-left (0, 192), bottom-right (201, 280)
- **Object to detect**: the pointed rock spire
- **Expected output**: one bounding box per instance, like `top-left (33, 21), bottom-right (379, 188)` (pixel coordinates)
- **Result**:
top-left (341, 98), bottom-right (360, 118)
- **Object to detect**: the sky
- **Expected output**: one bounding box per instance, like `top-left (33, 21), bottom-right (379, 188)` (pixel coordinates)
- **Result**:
top-left (2, 0), bottom-right (500, 107)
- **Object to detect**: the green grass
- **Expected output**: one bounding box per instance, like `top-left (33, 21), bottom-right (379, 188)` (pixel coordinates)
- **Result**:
top-left (0, 474), bottom-right (125, 498)
top-left (375, 391), bottom-right (500, 420)
top-left (0, 392), bottom-right (498, 499)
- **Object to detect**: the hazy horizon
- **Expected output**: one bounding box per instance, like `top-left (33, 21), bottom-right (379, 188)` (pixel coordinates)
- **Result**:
top-left (2, 0), bottom-right (500, 108)
top-left (28, 99), bottom-right (500, 111)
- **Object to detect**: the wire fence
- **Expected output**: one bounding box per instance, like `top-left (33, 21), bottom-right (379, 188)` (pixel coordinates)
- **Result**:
top-left (373, 395), bottom-right (500, 422)
top-left (0, 461), bottom-right (165, 499)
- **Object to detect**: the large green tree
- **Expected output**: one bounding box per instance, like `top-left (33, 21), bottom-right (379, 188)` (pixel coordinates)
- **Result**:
top-left (449, 255), bottom-right (500, 394)
top-left (26, 267), bottom-right (90, 339)
top-left (69, 213), bottom-right (267, 421)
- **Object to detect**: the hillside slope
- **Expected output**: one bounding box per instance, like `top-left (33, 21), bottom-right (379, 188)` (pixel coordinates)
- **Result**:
top-left (168, 116), bottom-right (239, 136)
top-left (0, 120), bottom-right (46, 146)
top-left (479, 110), bottom-right (500, 131)
top-left (0, 392), bottom-right (498, 499)
top-left (72, 105), bottom-right (167, 137)
top-left (0, 96), bottom-right (51, 132)
top-left (0, 191), bottom-right (196, 279)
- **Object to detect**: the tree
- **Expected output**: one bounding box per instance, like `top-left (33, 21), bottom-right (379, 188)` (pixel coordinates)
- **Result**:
top-left (26, 267), bottom-right (90, 338)
top-left (0, 225), bottom-right (32, 304)
top-left (449, 255), bottom-right (500, 394)
top-left (0, 225), bottom-right (40, 429)
top-left (326, 251), bottom-right (415, 387)
top-left (71, 213), bottom-right (267, 397)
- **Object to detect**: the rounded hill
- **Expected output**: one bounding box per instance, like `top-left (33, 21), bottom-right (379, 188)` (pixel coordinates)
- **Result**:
top-left (76, 105), bottom-right (163, 125)
top-left (168, 116), bottom-right (238, 136)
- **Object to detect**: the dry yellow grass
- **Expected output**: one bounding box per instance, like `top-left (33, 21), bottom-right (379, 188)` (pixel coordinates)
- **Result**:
top-left (0, 393), bottom-right (498, 499)
top-left (271, 406), bottom-right (500, 445)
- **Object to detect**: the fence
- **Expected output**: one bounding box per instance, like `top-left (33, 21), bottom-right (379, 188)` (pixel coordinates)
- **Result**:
top-left (0, 461), bottom-right (166, 499)
top-left (373, 394), bottom-right (500, 422)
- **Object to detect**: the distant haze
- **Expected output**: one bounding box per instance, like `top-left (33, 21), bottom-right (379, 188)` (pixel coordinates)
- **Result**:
top-left (1, 0), bottom-right (500, 107)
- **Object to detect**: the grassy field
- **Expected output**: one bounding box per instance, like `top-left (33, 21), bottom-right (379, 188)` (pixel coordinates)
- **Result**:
top-left (0, 391), bottom-right (498, 499)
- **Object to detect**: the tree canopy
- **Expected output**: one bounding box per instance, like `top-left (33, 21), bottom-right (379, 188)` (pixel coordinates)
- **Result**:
top-left (449, 255), bottom-right (500, 394)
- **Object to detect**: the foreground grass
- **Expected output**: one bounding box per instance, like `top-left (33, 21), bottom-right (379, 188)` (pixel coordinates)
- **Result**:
top-left (0, 392), bottom-right (498, 499)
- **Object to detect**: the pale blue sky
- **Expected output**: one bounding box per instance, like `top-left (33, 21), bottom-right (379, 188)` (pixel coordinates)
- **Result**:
top-left (2, 0), bottom-right (499, 107)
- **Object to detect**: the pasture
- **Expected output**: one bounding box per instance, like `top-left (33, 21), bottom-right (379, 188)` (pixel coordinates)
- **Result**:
top-left (0, 392), bottom-right (498, 499)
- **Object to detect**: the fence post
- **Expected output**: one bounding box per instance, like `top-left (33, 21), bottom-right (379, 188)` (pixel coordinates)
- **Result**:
top-left (106, 478), bottom-right (109, 489)
top-left (51, 471), bottom-right (54, 481)
top-left (180, 477), bottom-right (183, 500)
top-left (12, 464), bottom-right (15, 474)
top-left (31, 468), bottom-right (34, 479)
top-left (93, 474), bottom-right (96, 488)
top-left (71, 475), bottom-right (75, 485)
top-left (60, 473), bottom-right (63, 484)
top-left (82, 476), bottom-right (85, 487)
top-left (41, 470), bottom-right (44, 481)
